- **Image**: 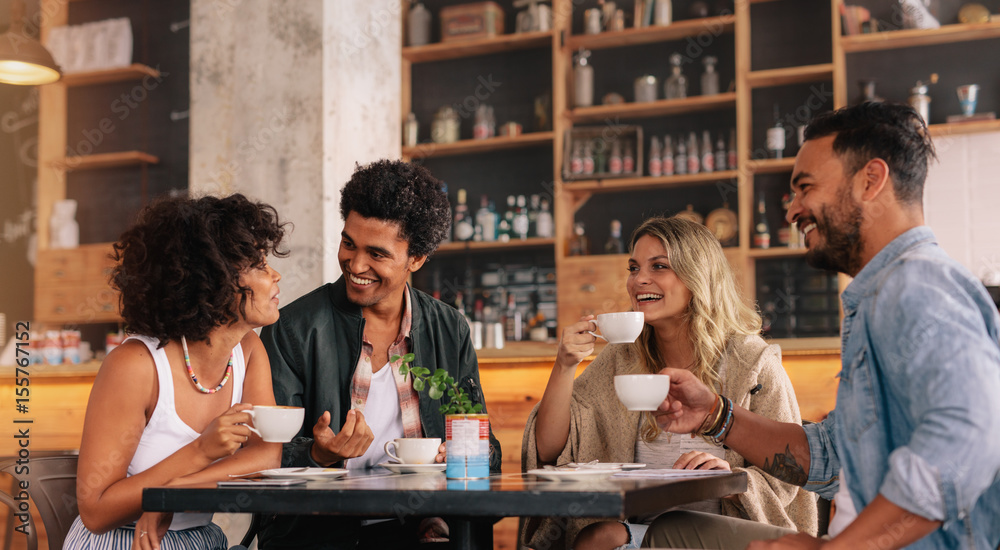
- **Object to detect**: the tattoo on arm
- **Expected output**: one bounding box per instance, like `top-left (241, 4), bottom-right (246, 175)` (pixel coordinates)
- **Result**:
top-left (762, 445), bottom-right (808, 486)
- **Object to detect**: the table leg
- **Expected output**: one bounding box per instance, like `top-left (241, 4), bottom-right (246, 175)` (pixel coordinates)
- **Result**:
top-left (446, 517), bottom-right (493, 550)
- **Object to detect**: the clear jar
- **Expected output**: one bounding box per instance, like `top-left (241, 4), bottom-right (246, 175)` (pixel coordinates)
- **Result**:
top-left (431, 106), bottom-right (459, 143)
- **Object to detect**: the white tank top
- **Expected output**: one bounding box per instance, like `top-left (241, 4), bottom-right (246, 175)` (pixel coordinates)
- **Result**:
top-left (124, 335), bottom-right (246, 530)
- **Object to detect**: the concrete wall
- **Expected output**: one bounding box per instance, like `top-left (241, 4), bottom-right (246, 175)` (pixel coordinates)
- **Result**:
top-left (189, 0), bottom-right (400, 304)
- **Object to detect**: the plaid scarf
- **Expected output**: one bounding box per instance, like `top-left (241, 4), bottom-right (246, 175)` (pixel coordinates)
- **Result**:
top-left (348, 285), bottom-right (423, 439)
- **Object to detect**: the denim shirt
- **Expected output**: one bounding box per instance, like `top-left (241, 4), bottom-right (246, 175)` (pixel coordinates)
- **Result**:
top-left (803, 227), bottom-right (1000, 549)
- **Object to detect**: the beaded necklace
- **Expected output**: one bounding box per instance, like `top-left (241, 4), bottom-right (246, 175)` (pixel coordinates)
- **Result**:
top-left (181, 336), bottom-right (233, 394)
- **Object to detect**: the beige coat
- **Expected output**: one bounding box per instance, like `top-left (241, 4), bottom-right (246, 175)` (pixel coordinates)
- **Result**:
top-left (520, 335), bottom-right (818, 550)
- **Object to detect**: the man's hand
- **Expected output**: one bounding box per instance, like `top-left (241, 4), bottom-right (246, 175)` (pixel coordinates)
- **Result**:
top-left (435, 441), bottom-right (447, 463)
top-left (653, 368), bottom-right (718, 434)
top-left (746, 532), bottom-right (826, 549)
top-left (310, 409), bottom-right (374, 466)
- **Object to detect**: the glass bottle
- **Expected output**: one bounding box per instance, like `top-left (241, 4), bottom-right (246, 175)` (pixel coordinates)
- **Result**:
top-left (570, 141), bottom-right (584, 174)
top-left (528, 194), bottom-right (541, 237)
top-left (662, 135), bottom-right (675, 176)
top-left (454, 189), bottom-right (474, 241)
top-left (513, 195), bottom-right (530, 240)
top-left (675, 134), bottom-right (688, 175)
top-left (687, 131), bottom-right (700, 174)
top-left (609, 140), bottom-right (623, 174)
top-left (701, 130), bottom-right (714, 172)
top-left (582, 142), bottom-right (595, 174)
top-left (573, 49), bottom-right (594, 108)
top-left (701, 55), bottom-right (719, 96)
top-left (403, 112), bottom-right (419, 146)
top-left (648, 136), bottom-right (662, 177)
top-left (504, 293), bottom-right (522, 342)
top-left (407, 2), bottom-right (432, 47)
top-left (568, 222), bottom-right (591, 256)
top-left (664, 53), bottom-right (688, 99)
top-left (727, 128), bottom-right (737, 170)
top-left (623, 141), bottom-right (635, 174)
top-left (476, 194), bottom-right (497, 242)
top-left (605, 219), bottom-right (625, 254)
top-left (766, 104), bottom-right (786, 159)
top-left (753, 192), bottom-right (771, 249)
top-left (714, 132), bottom-right (727, 171)
top-left (535, 198), bottom-right (554, 238)
top-left (654, 0), bottom-right (672, 25)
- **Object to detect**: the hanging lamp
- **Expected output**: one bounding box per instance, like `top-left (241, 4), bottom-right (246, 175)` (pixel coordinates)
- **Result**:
top-left (0, 0), bottom-right (61, 85)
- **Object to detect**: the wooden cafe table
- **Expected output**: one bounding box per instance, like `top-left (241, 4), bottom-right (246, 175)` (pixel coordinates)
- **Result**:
top-left (143, 469), bottom-right (748, 550)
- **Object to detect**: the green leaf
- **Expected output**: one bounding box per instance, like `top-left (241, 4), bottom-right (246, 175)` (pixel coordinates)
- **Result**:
top-left (413, 367), bottom-right (430, 377)
top-left (413, 378), bottom-right (425, 392)
top-left (403, 353), bottom-right (415, 362)
top-left (472, 403), bottom-right (484, 413)
top-left (432, 369), bottom-right (448, 382)
top-left (447, 388), bottom-right (456, 397)
top-left (445, 375), bottom-right (456, 387)
top-left (398, 364), bottom-right (409, 376)
top-left (428, 385), bottom-right (444, 400)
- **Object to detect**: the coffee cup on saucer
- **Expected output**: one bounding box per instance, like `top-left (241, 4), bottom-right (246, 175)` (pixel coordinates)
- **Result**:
top-left (384, 437), bottom-right (441, 464)
top-left (246, 405), bottom-right (305, 442)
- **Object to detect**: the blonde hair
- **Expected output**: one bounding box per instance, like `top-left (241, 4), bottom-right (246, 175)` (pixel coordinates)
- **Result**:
top-left (630, 217), bottom-right (762, 441)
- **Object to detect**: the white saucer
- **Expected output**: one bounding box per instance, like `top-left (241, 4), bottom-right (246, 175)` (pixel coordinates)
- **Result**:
top-left (260, 467), bottom-right (348, 480)
top-left (527, 468), bottom-right (620, 482)
top-left (566, 462), bottom-right (646, 470)
top-left (378, 462), bottom-right (447, 474)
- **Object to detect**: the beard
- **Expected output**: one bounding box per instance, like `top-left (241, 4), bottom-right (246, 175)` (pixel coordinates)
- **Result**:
top-left (803, 191), bottom-right (865, 276)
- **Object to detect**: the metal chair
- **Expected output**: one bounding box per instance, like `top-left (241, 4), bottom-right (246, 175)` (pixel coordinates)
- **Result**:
top-left (0, 455), bottom-right (79, 550)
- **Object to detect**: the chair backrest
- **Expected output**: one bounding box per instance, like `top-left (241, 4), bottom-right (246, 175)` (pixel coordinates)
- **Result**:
top-left (1, 455), bottom-right (79, 550)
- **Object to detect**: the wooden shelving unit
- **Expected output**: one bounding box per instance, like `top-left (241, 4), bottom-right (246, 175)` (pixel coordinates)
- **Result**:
top-left (403, 31), bottom-right (552, 63)
top-left (747, 247), bottom-right (807, 259)
top-left (747, 64), bottom-right (834, 88)
top-left (840, 21), bottom-right (1000, 53)
top-left (928, 119), bottom-right (1000, 138)
top-left (61, 63), bottom-right (160, 87)
top-left (747, 157), bottom-right (796, 174)
top-left (567, 92), bottom-right (737, 123)
top-left (57, 151), bottom-right (159, 171)
top-left (402, 132), bottom-right (553, 159)
top-left (436, 237), bottom-right (555, 254)
top-left (565, 15), bottom-right (736, 51)
top-left (563, 170), bottom-right (738, 194)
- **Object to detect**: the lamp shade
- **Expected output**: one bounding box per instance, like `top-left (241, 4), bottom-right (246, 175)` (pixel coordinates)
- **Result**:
top-left (0, 30), bottom-right (62, 85)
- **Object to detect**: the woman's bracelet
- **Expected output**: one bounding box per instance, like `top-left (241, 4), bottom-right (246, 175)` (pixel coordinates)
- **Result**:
top-left (707, 396), bottom-right (734, 445)
top-left (700, 393), bottom-right (725, 436)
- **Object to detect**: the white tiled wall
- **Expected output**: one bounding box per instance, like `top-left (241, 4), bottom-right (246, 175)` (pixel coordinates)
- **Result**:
top-left (924, 131), bottom-right (1000, 284)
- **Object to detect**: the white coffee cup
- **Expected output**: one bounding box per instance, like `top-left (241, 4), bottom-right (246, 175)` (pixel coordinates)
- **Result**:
top-left (614, 374), bottom-right (670, 411)
top-left (589, 312), bottom-right (645, 344)
top-left (245, 405), bottom-right (305, 443)
top-left (384, 437), bottom-right (441, 464)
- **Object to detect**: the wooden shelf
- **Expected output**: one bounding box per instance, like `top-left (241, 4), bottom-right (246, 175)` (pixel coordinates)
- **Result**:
top-left (564, 170), bottom-right (738, 194)
top-left (60, 63), bottom-right (161, 87)
top-left (748, 157), bottom-right (796, 174)
top-left (436, 237), bottom-right (555, 254)
top-left (567, 92), bottom-right (736, 123)
top-left (565, 15), bottom-right (736, 51)
top-left (748, 246), bottom-right (807, 259)
top-left (402, 32), bottom-right (553, 63)
top-left (841, 21), bottom-right (1000, 53)
top-left (928, 119), bottom-right (1000, 138)
top-left (402, 132), bottom-right (554, 159)
top-left (747, 64), bottom-right (834, 88)
top-left (56, 150), bottom-right (160, 171)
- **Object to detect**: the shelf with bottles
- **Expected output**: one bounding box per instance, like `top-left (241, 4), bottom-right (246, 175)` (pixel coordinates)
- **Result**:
top-left (750, 81), bottom-right (836, 163)
top-left (402, 30), bottom-right (553, 63)
top-left (755, 256), bottom-right (841, 339)
top-left (750, 172), bottom-right (802, 252)
top-left (565, 14), bottom-right (736, 51)
top-left (446, 182), bottom-right (557, 247)
top-left (840, 20), bottom-right (1000, 53)
top-left (403, 131), bottom-right (554, 159)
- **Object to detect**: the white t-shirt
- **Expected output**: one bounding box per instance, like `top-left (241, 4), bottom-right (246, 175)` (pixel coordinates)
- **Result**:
top-left (346, 362), bottom-right (404, 470)
top-left (828, 468), bottom-right (858, 537)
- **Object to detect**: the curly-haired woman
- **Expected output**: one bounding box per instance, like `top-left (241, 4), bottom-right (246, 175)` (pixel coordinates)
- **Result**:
top-left (522, 217), bottom-right (817, 550)
top-left (64, 194), bottom-right (287, 550)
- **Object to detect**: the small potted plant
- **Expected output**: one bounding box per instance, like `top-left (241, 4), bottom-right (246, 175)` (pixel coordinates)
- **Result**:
top-left (394, 353), bottom-right (489, 479)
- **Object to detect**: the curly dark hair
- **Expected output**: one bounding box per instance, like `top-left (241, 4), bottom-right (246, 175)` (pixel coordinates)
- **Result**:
top-left (339, 159), bottom-right (451, 257)
top-left (111, 193), bottom-right (288, 347)
top-left (804, 102), bottom-right (936, 205)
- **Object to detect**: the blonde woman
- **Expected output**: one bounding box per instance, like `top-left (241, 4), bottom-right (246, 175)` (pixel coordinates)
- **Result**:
top-left (521, 217), bottom-right (816, 550)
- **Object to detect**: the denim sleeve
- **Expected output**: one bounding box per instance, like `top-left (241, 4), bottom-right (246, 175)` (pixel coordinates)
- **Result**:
top-left (803, 411), bottom-right (841, 500)
top-left (871, 267), bottom-right (1000, 524)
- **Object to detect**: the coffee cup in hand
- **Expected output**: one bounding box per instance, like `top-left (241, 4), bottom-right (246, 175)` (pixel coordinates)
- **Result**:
top-left (245, 405), bottom-right (305, 443)
top-left (384, 437), bottom-right (441, 464)
top-left (589, 312), bottom-right (644, 344)
top-left (614, 374), bottom-right (670, 411)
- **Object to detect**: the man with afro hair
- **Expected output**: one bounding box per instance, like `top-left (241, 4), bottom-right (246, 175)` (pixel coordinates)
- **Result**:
top-left (259, 159), bottom-right (501, 549)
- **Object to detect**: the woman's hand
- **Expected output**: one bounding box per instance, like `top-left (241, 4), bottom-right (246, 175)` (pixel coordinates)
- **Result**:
top-left (132, 511), bottom-right (172, 550)
top-left (653, 368), bottom-right (717, 434)
top-left (673, 450), bottom-right (730, 470)
top-left (194, 403), bottom-right (254, 461)
top-left (555, 316), bottom-right (598, 371)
